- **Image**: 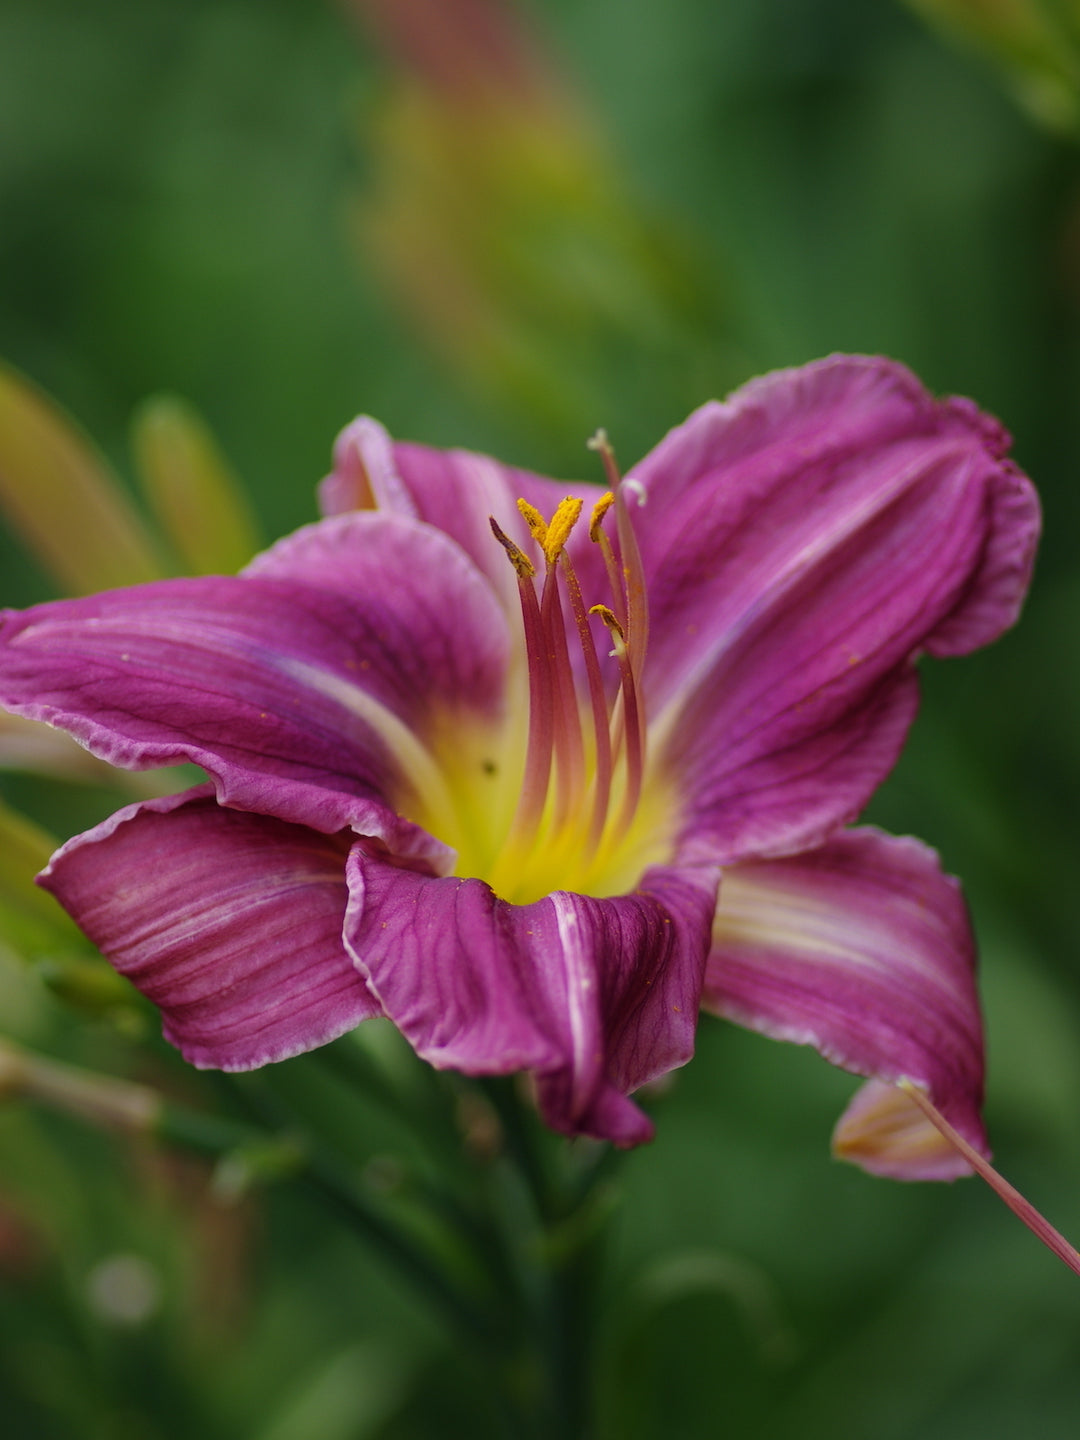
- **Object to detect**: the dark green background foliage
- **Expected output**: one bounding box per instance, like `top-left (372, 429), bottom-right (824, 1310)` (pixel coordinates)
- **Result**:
top-left (2, 1), bottom-right (1079, 1436)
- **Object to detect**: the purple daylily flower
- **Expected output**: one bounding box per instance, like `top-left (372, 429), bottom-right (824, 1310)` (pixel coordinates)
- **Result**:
top-left (0, 356), bottom-right (1041, 1172)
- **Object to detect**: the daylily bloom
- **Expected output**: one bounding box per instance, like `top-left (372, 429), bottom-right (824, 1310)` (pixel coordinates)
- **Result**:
top-left (0, 357), bottom-right (1041, 1175)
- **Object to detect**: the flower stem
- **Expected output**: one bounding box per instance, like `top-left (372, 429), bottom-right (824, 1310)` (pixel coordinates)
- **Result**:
top-left (479, 1076), bottom-right (621, 1438)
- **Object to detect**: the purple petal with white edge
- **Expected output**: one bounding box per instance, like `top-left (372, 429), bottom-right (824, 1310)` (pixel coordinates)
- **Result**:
top-left (318, 416), bottom-right (419, 519)
top-left (702, 826), bottom-right (988, 1177)
top-left (344, 852), bottom-right (719, 1145)
top-left (319, 416), bottom-right (609, 612)
top-left (39, 789), bottom-right (378, 1069)
top-left (0, 512), bottom-right (508, 861)
top-left (638, 357), bottom-right (1038, 864)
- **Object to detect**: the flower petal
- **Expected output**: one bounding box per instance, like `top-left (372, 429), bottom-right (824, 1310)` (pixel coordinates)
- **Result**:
top-left (831, 1078), bottom-right (976, 1181)
top-left (702, 826), bottom-right (987, 1175)
top-left (672, 667), bottom-right (922, 869)
top-left (344, 853), bottom-right (719, 1145)
top-left (38, 790), bottom-right (377, 1069)
top-left (0, 512), bottom-right (508, 861)
top-left (635, 356), bottom-right (1039, 863)
top-left (318, 416), bottom-right (419, 519)
top-left (319, 415), bottom-right (607, 609)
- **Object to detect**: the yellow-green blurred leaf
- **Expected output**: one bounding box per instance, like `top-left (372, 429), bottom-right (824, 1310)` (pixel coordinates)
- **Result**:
top-left (349, 0), bottom-right (734, 436)
top-left (903, 0), bottom-right (1080, 133)
top-left (131, 395), bottom-right (260, 575)
top-left (0, 360), bottom-right (166, 594)
top-left (33, 954), bottom-right (141, 1018)
top-left (0, 796), bottom-right (81, 957)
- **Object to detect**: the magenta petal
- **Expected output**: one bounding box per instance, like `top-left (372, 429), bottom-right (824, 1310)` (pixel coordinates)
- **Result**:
top-left (673, 667), bottom-right (921, 868)
top-left (243, 509), bottom-right (506, 640)
top-left (39, 790), bottom-right (378, 1069)
top-left (702, 826), bottom-right (988, 1170)
top-left (318, 416), bottom-right (420, 519)
top-left (344, 853), bottom-right (719, 1145)
top-left (319, 415), bottom-right (608, 608)
top-left (0, 512), bottom-right (507, 860)
top-left (635, 357), bottom-right (1039, 863)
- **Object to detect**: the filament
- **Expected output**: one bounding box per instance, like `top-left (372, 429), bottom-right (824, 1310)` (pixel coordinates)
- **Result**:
top-left (489, 518), bottom-right (552, 847)
top-left (559, 550), bottom-right (613, 852)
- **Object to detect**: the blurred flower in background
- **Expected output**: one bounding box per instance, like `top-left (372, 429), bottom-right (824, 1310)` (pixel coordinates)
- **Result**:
top-left (341, 0), bottom-right (739, 439)
top-left (902, 0), bottom-right (1080, 133)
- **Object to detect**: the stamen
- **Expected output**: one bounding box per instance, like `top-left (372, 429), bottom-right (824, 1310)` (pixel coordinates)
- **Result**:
top-left (488, 517), bottom-right (535, 579)
top-left (485, 457), bottom-right (654, 894)
top-left (559, 551), bottom-right (613, 851)
top-left (541, 564), bottom-right (585, 832)
top-left (589, 492), bottom-right (614, 542)
top-left (543, 497), bottom-right (584, 566)
top-left (489, 518), bottom-right (552, 842)
top-left (898, 1079), bottom-right (1080, 1278)
top-left (536, 498), bottom-right (587, 832)
top-left (591, 510), bottom-right (626, 633)
top-left (591, 604), bottom-right (644, 833)
top-left (516, 498), bottom-right (548, 550)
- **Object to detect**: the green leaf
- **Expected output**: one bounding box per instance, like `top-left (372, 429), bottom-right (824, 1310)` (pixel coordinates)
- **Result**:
top-left (131, 395), bottom-right (260, 575)
top-left (0, 359), bottom-right (166, 594)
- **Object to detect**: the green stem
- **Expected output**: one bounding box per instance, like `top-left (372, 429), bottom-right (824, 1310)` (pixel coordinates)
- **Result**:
top-left (480, 1075), bottom-right (558, 1220)
top-left (473, 1079), bottom-right (623, 1439)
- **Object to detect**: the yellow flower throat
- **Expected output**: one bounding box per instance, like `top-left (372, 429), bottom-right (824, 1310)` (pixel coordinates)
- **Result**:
top-left (406, 439), bottom-right (674, 905)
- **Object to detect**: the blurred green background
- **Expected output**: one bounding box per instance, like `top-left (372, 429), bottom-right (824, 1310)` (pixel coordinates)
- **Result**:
top-left (2, 0), bottom-right (1080, 1436)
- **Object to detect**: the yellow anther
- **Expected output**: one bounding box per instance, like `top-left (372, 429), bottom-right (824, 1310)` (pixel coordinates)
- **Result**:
top-left (589, 491), bottom-right (615, 542)
top-left (489, 517), bottom-right (536, 579)
top-left (516, 498), bottom-right (548, 547)
top-left (543, 497), bottom-right (583, 565)
top-left (589, 603), bottom-right (625, 643)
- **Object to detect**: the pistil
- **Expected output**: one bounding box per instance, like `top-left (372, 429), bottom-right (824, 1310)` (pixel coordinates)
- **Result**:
top-left (898, 1080), bottom-right (1080, 1277)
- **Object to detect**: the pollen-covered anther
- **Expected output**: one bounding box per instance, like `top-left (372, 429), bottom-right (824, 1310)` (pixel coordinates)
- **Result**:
top-left (488, 517), bottom-right (535, 579)
top-left (589, 492), bottom-right (615, 542)
top-left (516, 499), bottom-right (548, 549)
top-left (589, 603), bottom-right (625, 647)
top-left (540, 497), bottom-right (584, 566)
